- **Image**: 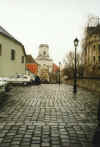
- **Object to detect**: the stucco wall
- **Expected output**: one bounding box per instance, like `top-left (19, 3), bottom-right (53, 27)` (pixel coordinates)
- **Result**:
top-left (0, 34), bottom-right (26, 77)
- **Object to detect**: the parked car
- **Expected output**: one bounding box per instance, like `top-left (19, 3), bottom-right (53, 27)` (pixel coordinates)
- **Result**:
top-left (0, 78), bottom-right (9, 93)
top-left (30, 74), bottom-right (36, 85)
top-left (7, 74), bottom-right (32, 86)
top-left (31, 74), bottom-right (41, 85)
top-left (35, 76), bottom-right (41, 85)
top-left (41, 79), bottom-right (49, 84)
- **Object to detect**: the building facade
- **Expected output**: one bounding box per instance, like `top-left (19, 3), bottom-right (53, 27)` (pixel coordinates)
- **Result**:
top-left (35, 44), bottom-right (53, 82)
top-left (83, 25), bottom-right (100, 66)
top-left (0, 26), bottom-right (26, 77)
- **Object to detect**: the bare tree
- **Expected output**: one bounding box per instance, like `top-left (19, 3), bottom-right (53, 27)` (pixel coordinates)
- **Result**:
top-left (62, 51), bottom-right (84, 78)
top-left (64, 51), bottom-right (82, 68)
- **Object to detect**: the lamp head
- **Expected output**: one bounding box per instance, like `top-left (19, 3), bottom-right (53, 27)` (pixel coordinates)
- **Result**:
top-left (74, 38), bottom-right (79, 47)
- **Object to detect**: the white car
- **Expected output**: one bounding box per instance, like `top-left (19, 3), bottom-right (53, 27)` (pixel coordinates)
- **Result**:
top-left (0, 78), bottom-right (9, 93)
top-left (7, 74), bottom-right (32, 86)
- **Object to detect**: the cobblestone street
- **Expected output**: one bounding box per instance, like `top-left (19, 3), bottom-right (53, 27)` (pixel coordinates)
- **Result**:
top-left (0, 84), bottom-right (99, 147)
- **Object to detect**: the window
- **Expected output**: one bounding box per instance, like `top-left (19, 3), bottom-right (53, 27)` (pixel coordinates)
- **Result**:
top-left (93, 56), bottom-right (95, 64)
top-left (93, 45), bottom-right (95, 49)
top-left (0, 44), bottom-right (2, 56)
top-left (98, 56), bottom-right (100, 63)
top-left (98, 44), bottom-right (100, 54)
top-left (43, 51), bottom-right (46, 55)
top-left (88, 41), bottom-right (90, 45)
top-left (11, 49), bottom-right (15, 60)
top-left (21, 56), bottom-right (24, 63)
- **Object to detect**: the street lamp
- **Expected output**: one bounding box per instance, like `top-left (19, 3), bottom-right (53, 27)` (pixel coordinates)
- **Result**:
top-left (59, 62), bottom-right (61, 85)
top-left (73, 38), bottom-right (79, 93)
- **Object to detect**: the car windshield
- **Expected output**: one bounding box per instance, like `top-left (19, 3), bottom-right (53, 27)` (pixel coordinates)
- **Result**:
top-left (16, 75), bottom-right (20, 78)
top-left (16, 75), bottom-right (25, 78)
top-left (9, 74), bottom-right (29, 79)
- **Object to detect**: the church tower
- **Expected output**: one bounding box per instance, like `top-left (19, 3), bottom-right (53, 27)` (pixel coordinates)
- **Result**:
top-left (35, 44), bottom-right (53, 82)
top-left (36, 44), bottom-right (53, 63)
top-left (38, 44), bottom-right (49, 58)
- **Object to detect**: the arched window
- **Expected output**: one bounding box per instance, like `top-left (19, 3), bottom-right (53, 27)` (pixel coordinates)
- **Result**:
top-left (43, 51), bottom-right (46, 55)
top-left (11, 49), bottom-right (15, 60)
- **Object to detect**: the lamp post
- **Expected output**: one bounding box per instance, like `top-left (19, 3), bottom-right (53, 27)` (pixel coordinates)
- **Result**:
top-left (59, 62), bottom-right (61, 85)
top-left (73, 38), bottom-right (79, 93)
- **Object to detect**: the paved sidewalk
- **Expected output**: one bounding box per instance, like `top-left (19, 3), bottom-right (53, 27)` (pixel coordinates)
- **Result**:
top-left (0, 84), bottom-right (99, 147)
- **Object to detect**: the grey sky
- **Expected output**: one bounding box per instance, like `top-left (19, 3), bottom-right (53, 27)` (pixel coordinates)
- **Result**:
top-left (0, 0), bottom-right (100, 64)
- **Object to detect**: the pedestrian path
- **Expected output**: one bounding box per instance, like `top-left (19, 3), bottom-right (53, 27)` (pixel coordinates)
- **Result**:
top-left (0, 84), bottom-right (99, 147)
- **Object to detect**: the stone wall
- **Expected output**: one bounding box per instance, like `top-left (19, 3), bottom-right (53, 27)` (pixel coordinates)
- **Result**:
top-left (66, 79), bottom-right (100, 92)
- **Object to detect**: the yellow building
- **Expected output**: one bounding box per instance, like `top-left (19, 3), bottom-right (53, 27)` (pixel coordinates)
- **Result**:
top-left (83, 25), bottom-right (100, 66)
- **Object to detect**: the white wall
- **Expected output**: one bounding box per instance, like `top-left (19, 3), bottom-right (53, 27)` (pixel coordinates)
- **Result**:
top-left (0, 34), bottom-right (26, 77)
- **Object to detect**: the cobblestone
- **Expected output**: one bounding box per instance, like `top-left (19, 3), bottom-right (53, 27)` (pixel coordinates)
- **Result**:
top-left (0, 84), bottom-right (99, 146)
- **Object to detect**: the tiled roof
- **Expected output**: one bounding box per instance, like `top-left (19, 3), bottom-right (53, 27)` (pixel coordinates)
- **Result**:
top-left (87, 25), bottom-right (100, 35)
top-left (26, 55), bottom-right (36, 64)
top-left (0, 25), bottom-right (17, 40)
top-left (53, 64), bottom-right (59, 72)
top-left (39, 44), bottom-right (49, 48)
top-left (26, 64), bottom-right (38, 74)
top-left (0, 25), bottom-right (26, 55)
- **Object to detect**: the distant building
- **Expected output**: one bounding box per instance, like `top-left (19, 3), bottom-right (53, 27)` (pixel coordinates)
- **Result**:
top-left (53, 64), bottom-right (59, 72)
top-left (0, 26), bottom-right (26, 77)
top-left (26, 55), bottom-right (38, 75)
top-left (35, 44), bottom-right (53, 82)
top-left (26, 55), bottom-right (36, 63)
top-left (83, 24), bottom-right (100, 65)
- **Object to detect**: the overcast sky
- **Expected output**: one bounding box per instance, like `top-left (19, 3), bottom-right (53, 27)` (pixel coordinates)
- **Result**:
top-left (0, 0), bottom-right (100, 64)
